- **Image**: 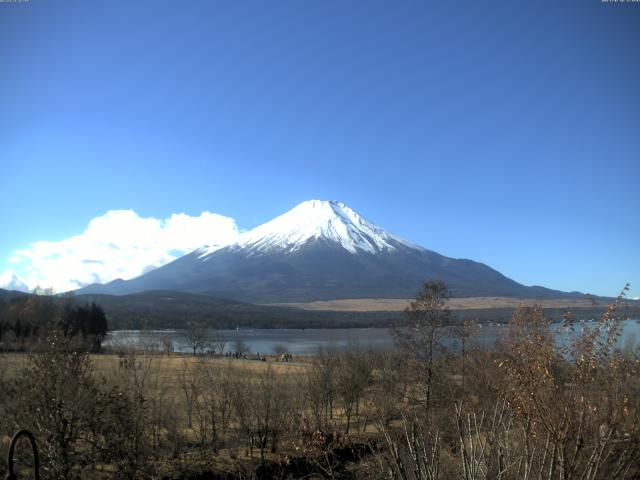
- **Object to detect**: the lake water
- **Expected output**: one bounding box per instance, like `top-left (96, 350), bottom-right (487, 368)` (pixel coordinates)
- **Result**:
top-left (105, 319), bottom-right (640, 356)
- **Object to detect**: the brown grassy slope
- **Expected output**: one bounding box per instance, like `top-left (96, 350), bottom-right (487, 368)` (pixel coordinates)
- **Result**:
top-left (267, 296), bottom-right (607, 312)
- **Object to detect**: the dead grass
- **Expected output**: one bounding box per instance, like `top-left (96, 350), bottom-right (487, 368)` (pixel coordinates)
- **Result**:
top-left (266, 296), bottom-right (599, 312)
top-left (1, 351), bottom-right (381, 444)
top-left (0, 352), bottom-right (311, 382)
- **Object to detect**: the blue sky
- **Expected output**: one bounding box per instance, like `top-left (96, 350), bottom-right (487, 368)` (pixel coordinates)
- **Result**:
top-left (0, 0), bottom-right (638, 297)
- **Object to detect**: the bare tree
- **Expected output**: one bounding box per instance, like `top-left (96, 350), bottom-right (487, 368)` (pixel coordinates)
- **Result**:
top-left (160, 335), bottom-right (173, 355)
top-left (230, 365), bottom-right (291, 461)
top-left (106, 339), bottom-right (160, 468)
top-left (183, 321), bottom-right (208, 356)
top-left (233, 339), bottom-right (251, 357)
top-left (370, 349), bottom-right (407, 428)
top-left (148, 360), bottom-right (177, 460)
top-left (139, 330), bottom-right (160, 354)
top-left (211, 329), bottom-right (227, 356)
top-left (178, 359), bottom-right (200, 429)
top-left (336, 347), bottom-right (373, 434)
top-left (393, 280), bottom-right (449, 414)
top-left (15, 331), bottom-right (99, 480)
top-left (497, 289), bottom-right (640, 480)
top-left (194, 360), bottom-right (236, 450)
top-left (306, 346), bottom-right (338, 428)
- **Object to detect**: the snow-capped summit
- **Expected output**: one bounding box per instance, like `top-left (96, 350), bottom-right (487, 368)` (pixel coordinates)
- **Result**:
top-left (227, 200), bottom-right (415, 255)
top-left (193, 199), bottom-right (414, 258)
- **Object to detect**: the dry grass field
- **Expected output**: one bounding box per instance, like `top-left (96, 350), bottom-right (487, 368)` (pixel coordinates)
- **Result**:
top-left (269, 296), bottom-right (601, 312)
top-left (1, 351), bottom-right (311, 381)
top-left (0, 351), bottom-right (342, 477)
top-left (2, 300), bottom-right (639, 480)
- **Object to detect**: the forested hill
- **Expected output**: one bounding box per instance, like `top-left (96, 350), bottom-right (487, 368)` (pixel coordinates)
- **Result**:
top-left (74, 290), bottom-right (400, 329)
top-left (2, 288), bottom-right (638, 331)
top-left (0, 288), bottom-right (29, 302)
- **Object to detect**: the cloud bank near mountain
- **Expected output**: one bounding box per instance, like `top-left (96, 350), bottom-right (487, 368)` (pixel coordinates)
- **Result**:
top-left (0, 210), bottom-right (239, 293)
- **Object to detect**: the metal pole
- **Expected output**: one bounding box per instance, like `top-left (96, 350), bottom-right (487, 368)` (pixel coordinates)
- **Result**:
top-left (5, 429), bottom-right (40, 480)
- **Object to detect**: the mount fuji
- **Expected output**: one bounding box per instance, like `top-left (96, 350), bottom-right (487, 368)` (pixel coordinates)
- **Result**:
top-left (76, 200), bottom-right (576, 302)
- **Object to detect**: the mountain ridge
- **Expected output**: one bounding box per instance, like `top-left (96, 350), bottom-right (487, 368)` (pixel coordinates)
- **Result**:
top-left (76, 200), bottom-right (586, 302)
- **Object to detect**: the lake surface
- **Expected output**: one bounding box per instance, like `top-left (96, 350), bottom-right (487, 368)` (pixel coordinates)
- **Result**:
top-left (105, 319), bottom-right (640, 356)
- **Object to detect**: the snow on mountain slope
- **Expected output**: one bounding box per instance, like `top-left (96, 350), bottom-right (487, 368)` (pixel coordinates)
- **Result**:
top-left (198, 200), bottom-right (417, 258)
top-left (75, 200), bottom-right (583, 302)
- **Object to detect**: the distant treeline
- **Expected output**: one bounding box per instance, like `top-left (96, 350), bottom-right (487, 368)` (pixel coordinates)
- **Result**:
top-left (1, 288), bottom-right (638, 334)
top-left (76, 291), bottom-right (640, 330)
top-left (0, 294), bottom-right (108, 351)
top-left (73, 291), bottom-right (404, 329)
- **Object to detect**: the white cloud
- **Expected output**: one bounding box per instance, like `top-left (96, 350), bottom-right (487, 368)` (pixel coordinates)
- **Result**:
top-left (0, 209), bottom-right (239, 293)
